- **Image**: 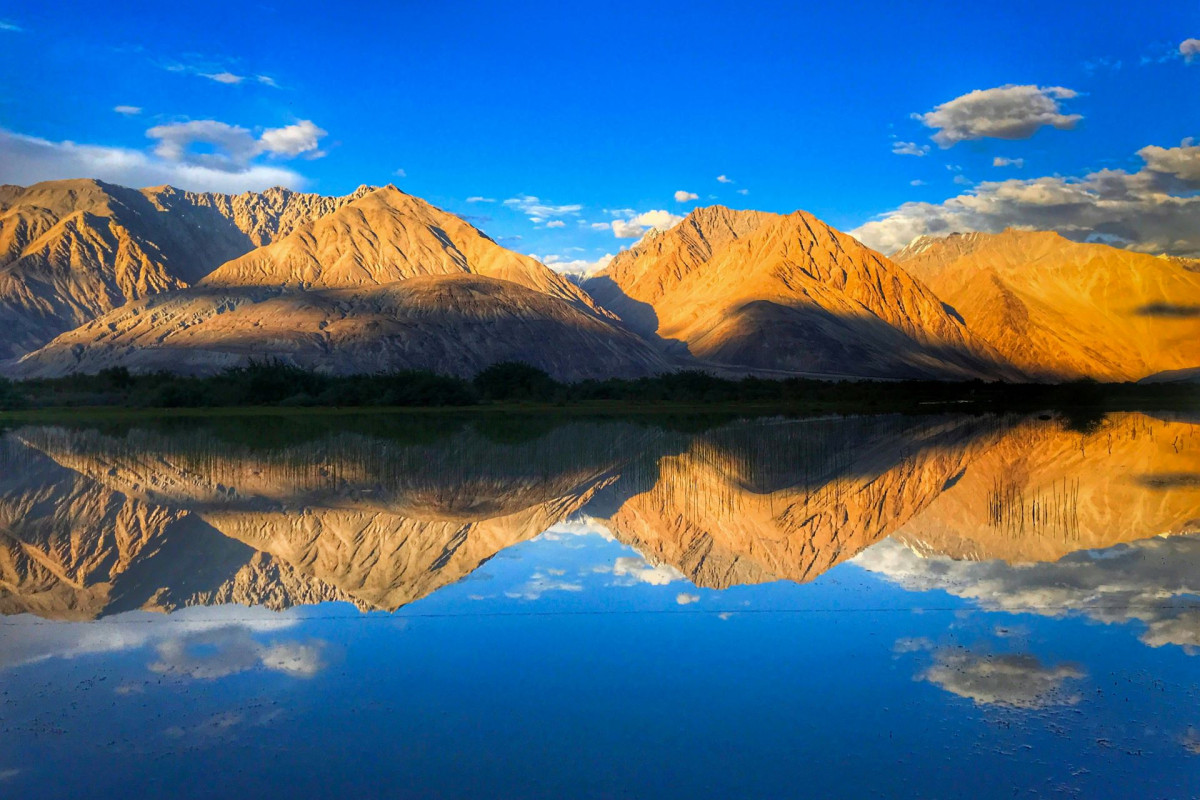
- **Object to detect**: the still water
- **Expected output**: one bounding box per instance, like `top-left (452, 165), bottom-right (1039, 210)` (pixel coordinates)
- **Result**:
top-left (1, 411), bottom-right (1198, 798)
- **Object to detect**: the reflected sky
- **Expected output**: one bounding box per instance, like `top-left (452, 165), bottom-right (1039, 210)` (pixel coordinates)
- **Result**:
top-left (1, 412), bottom-right (1198, 798)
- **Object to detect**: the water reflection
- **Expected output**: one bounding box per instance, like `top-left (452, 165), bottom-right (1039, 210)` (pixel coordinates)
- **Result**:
top-left (2, 411), bottom-right (1199, 798)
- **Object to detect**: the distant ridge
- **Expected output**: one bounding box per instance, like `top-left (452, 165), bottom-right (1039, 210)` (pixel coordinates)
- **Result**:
top-left (587, 205), bottom-right (1015, 380)
top-left (893, 228), bottom-right (1200, 381)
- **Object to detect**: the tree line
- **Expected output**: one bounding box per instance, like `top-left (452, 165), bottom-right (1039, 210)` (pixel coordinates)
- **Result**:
top-left (0, 361), bottom-right (1196, 414)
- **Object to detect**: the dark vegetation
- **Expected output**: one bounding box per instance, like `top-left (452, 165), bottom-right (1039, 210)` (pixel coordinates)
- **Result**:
top-left (0, 361), bottom-right (1197, 417)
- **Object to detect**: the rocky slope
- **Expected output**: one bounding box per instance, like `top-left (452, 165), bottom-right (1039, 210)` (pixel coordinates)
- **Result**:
top-left (0, 179), bottom-right (370, 358)
top-left (585, 206), bottom-right (1014, 379)
top-left (0, 422), bottom-right (649, 615)
top-left (893, 229), bottom-right (1200, 381)
top-left (892, 411), bottom-right (1200, 562)
top-left (12, 187), bottom-right (669, 380)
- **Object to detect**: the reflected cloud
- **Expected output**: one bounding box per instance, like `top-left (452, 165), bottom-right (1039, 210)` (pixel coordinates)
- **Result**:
top-left (149, 625), bottom-right (325, 680)
top-left (676, 593), bottom-right (700, 605)
top-left (504, 572), bottom-right (584, 601)
top-left (920, 649), bottom-right (1085, 708)
top-left (611, 556), bottom-right (685, 586)
top-left (857, 535), bottom-right (1200, 651)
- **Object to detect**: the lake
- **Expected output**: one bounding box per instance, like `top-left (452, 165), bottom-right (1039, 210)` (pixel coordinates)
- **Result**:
top-left (1, 411), bottom-right (1198, 798)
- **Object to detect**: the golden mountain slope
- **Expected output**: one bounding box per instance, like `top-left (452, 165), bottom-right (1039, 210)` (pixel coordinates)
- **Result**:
top-left (13, 186), bottom-right (669, 380)
top-left (587, 206), bottom-right (1012, 379)
top-left (0, 422), bottom-right (646, 615)
top-left (0, 179), bottom-right (370, 358)
top-left (202, 185), bottom-right (596, 309)
top-left (13, 275), bottom-right (670, 380)
top-left (893, 412), bottom-right (1200, 562)
top-left (893, 229), bottom-right (1200, 381)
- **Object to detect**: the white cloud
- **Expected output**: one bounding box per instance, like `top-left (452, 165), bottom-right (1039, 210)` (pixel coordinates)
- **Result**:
top-left (612, 555), bottom-right (684, 586)
top-left (504, 571), bottom-right (584, 600)
top-left (113, 105), bottom-right (142, 116)
top-left (589, 222), bottom-right (610, 230)
top-left (855, 535), bottom-right (1200, 652)
top-left (910, 179), bottom-right (926, 186)
top-left (920, 650), bottom-right (1085, 708)
top-left (736, 188), bottom-right (749, 195)
top-left (466, 196), bottom-right (496, 203)
top-left (148, 120), bottom-right (260, 169)
top-left (0, 20), bottom-right (22, 32)
top-left (916, 85), bottom-right (1082, 147)
top-left (993, 156), bottom-right (1025, 168)
top-left (716, 174), bottom-right (734, 183)
top-left (503, 194), bottom-right (583, 224)
top-left (202, 71), bottom-right (245, 84)
top-left (545, 220), bottom-right (566, 228)
top-left (256, 75), bottom-right (279, 88)
top-left (1181, 38), bottom-right (1200, 63)
top-left (674, 190), bottom-right (699, 202)
top-left (540, 253), bottom-right (614, 276)
top-left (0, 124), bottom-right (314, 193)
top-left (150, 625), bottom-right (325, 680)
top-left (852, 139), bottom-right (1200, 256)
top-left (258, 120), bottom-right (326, 158)
top-left (676, 592), bottom-right (700, 605)
top-left (612, 209), bottom-right (684, 239)
top-left (892, 141), bottom-right (930, 157)
top-left (394, 168), bottom-right (407, 178)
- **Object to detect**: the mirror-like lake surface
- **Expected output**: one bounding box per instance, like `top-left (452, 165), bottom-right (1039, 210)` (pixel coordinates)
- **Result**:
top-left (1, 412), bottom-right (1199, 798)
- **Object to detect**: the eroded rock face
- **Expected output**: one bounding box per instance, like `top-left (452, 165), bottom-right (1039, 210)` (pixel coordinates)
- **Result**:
top-left (0, 421), bottom-right (653, 616)
top-left (12, 187), bottom-right (670, 380)
top-left (0, 179), bottom-right (372, 358)
top-left (4, 412), bottom-right (1198, 618)
top-left (587, 205), bottom-right (1013, 379)
top-left (893, 229), bottom-right (1200, 381)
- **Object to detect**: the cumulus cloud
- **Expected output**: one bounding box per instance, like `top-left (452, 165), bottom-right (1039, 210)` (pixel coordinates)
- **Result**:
top-left (0, 126), bottom-right (309, 193)
top-left (676, 592), bottom-right (701, 605)
top-left (852, 139), bottom-right (1200, 256)
top-left (916, 85), bottom-right (1082, 147)
top-left (504, 571), bottom-right (584, 600)
top-left (674, 190), bottom-right (699, 202)
top-left (503, 194), bottom-right (583, 224)
top-left (716, 174), bottom-right (734, 183)
top-left (892, 141), bottom-right (930, 157)
top-left (1181, 39), bottom-right (1200, 63)
top-left (855, 535), bottom-right (1200, 652)
top-left (257, 120), bottom-right (327, 158)
top-left (992, 156), bottom-right (1024, 168)
top-left (920, 650), bottom-right (1085, 708)
top-left (150, 626), bottom-right (325, 680)
top-left (612, 209), bottom-right (684, 239)
top-left (545, 220), bottom-right (566, 228)
top-left (145, 119), bottom-right (327, 174)
top-left (113, 105), bottom-right (142, 116)
top-left (611, 556), bottom-right (685, 586)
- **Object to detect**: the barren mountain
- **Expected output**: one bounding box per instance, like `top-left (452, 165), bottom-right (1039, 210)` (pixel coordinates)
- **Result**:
top-left (587, 415), bottom-right (999, 588)
top-left (0, 422), bottom-right (649, 615)
top-left (0, 179), bottom-right (370, 357)
top-left (13, 186), bottom-right (668, 380)
top-left (892, 412), bottom-right (1200, 562)
top-left (893, 229), bottom-right (1200, 381)
top-left (586, 206), bottom-right (1013, 379)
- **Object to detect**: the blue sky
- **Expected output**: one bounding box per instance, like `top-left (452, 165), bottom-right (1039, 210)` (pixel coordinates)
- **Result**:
top-left (1, 0), bottom-right (1198, 263)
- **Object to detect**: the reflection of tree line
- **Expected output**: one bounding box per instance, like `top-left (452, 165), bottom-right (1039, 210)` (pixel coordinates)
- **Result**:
top-left (988, 476), bottom-right (1081, 541)
top-left (1, 411), bottom-right (1198, 618)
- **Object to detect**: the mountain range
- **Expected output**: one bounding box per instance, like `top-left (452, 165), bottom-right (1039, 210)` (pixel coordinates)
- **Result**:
top-left (2, 178), bottom-right (1198, 382)
top-left (2, 412), bottom-right (1197, 619)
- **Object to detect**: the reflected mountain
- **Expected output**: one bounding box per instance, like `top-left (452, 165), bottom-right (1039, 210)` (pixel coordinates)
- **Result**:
top-left (2, 412), bottom-right (1198, 622)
